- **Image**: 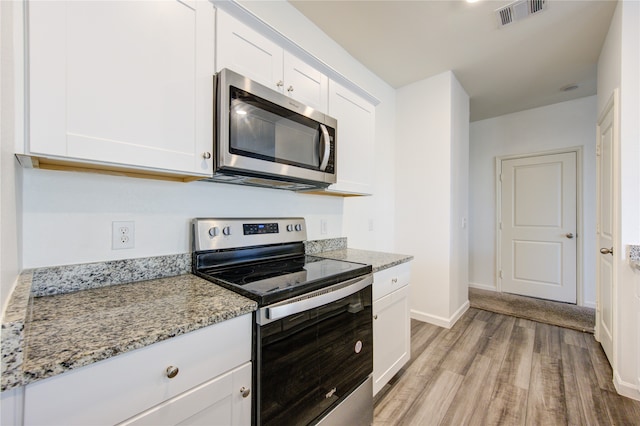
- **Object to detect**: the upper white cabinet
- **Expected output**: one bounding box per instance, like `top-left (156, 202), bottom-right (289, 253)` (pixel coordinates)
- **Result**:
top-left (215, 9), bottom-right (328, 113)
top-left (25, 0), bottom-right (215, 177)
top-left (327, 81), bottom-right (376, 195)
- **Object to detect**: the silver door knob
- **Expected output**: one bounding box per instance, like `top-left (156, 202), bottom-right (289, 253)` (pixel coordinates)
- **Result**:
top-left (565, 233), bottom-right (574, 239)
top-left (287, 85), bottom-right (294, 93)
top-left (240, 387), bottom-right (251, 398)
top-left (166, 366), bottom-right (179, 379)
top-left (600, 247), bottom-right (613, 255)
top-left (276, 80), bottom-right (284, 88)
top-left (202, 152), bottom-right (212, 159)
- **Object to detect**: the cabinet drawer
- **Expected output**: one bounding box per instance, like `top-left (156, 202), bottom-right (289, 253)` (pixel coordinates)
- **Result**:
top-left (24, 314), bottom-right (252, 426)
top-left (373, 262), bottom-right (411, 301)
top-left (119, 362), bottom-right (252, 426)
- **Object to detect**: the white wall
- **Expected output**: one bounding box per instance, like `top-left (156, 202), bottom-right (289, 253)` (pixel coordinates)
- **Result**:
top-left (395, 71), bottom-right (469, 327)
top-left (450, 76), bottom-right (470, 316)
top-left (1, 0), bottom-right (22, 314)
top-left (17, 0), bottom-right (397, 269)
top-left (597, 0), bottom-right (640, 400)
top-left (469, 96), bottom-right (598, 307)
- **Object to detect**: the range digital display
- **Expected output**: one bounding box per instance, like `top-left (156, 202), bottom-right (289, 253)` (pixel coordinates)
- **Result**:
top-left (244, 223), bottom-right (279, 235)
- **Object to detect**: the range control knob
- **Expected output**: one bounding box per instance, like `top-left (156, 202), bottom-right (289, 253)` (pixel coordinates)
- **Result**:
top-left (208, 227), bottom-right (219, 237)
top-left (295, 224), bottom-right (302, 232)
top-left (286, 224), bottom-right (294, 232)
top-left (222, 226), bottom-right (231, 236)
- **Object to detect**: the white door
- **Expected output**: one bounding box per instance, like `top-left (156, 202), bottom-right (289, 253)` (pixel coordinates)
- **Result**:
top-left (215, 9), bottom-right (284, 92)
top-left (283, 53), bottom-right (328, 113)
top-left (596, 98), bottom-right (615, 364)
top-left (500, 152), bottom-right (577, 303)
top-left (327, 81), bottom-right (375, 195)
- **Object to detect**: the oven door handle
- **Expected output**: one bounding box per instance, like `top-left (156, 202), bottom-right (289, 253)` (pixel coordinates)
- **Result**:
top-left (261, 274), bottom-right (373, 322)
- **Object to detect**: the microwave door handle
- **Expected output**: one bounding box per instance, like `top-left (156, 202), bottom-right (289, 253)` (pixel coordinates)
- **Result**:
top-left (319, 124), bottom-right (331, 171)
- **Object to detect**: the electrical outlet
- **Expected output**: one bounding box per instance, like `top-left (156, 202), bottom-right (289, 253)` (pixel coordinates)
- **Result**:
top-left (320, 219), bottom-right (328, 235)
top-left (112, 221), bottom-right (135, 249)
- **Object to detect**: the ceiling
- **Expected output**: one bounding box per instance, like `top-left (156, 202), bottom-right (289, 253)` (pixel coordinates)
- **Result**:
top-left (288, 0), bottom-right (617, 122)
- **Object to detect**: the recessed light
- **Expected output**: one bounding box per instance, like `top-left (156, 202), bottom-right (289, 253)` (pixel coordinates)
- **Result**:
top-left (561, 84), bottom-right (579, 92)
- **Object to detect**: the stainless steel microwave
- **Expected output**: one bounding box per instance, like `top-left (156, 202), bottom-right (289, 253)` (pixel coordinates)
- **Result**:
top-left (206, 68), bottom-right (337, 191)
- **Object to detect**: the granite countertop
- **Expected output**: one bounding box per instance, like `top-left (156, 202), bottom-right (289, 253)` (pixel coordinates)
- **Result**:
top-left (1, 240), bottom-right (411, 393)
top-left (1, 272), bottom-right (257, 392)
top-left (316, 248), bottom-right (413, 272)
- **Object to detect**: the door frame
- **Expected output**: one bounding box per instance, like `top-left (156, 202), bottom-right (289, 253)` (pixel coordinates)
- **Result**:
top-left (495, 147), bottom-right (584, 305)
top-left (594, 90), bottom-right (619, 362)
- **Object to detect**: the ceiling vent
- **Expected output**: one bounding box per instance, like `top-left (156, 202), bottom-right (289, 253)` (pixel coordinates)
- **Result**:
top-left (496, 0), bottom-right (547, 27)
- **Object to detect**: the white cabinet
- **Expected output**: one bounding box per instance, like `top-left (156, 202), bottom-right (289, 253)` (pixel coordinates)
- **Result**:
top-left (120, 362), bottom-right (251, 426)
top-left (215, 9), bottom-right (328, 113)
top-left (23, 314), bottom-right (252, 426)
top-left (373, 263), bottom-right (411, 396)
top-left (25, 0), bottom-right (215, 177)
top-left (327, 81), bottom-right (376, 195)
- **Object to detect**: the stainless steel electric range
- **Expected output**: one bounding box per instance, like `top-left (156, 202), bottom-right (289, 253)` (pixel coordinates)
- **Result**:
top-left (192, 218), bottom-right (374, 426)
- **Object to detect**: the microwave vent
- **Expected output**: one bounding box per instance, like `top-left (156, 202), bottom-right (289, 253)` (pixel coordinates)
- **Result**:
top-left (496, 0), bottom-right (547, 27)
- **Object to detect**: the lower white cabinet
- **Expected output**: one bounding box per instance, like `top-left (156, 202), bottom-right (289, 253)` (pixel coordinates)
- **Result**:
top-left (119, 362), bottom-right (251, 426)
top-left (373, 263), bottom-right (411, 396)
top-left (23, 314), bottom-right (252, 426)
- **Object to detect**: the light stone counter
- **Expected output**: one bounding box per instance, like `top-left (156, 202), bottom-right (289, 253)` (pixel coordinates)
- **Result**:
top-left (1, 240), bottom-right (409, 393)
top-left (316, 248), bottom-right (413, 273)
top-left (1, 259), bottom-right (256, 392)
top-left (630, 245), bottom-right (640, 268)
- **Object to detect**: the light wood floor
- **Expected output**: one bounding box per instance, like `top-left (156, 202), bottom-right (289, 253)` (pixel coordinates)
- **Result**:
top-left (374, 308), bottom-right (640, 425)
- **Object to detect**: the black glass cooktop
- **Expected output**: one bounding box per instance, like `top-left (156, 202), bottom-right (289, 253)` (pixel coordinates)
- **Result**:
top-left (196, 255), bottom-right (372, 306)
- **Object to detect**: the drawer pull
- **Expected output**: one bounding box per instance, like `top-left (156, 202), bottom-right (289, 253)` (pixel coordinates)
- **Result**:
top-left (166, 366), bottom-right (179, 379)
top-left (240, 387), bottom-right (251, 398)
top-left (374, 314), bottom-right (378, 320)
top-left (392, 278), bottom-right (398, 284)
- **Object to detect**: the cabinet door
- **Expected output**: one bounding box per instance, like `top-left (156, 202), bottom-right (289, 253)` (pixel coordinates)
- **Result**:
top-left (216, 9), bottom-right (284, 92)
top-left (24, 315), bottom-right (252, 426)
top-left (28, 0), bottom-right (214, 176)
top-left (328, 81), bottom-right (375, 195)
top-left (119, 362), bottom-right (252, 426)
top-left (283, 53), bottom-right (328, 113)
top-left (373, 284), bottom-right (410, 396)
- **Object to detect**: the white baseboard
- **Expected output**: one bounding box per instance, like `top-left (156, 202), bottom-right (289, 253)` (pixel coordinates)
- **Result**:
top-left (583, 301), bottom-right (596, 309)
top-left (468, 282), bottom-right (496, 292)
top-left (614, 371), bottom-right (640, 401)
top-left (411, 300), bottom-right (470, 329)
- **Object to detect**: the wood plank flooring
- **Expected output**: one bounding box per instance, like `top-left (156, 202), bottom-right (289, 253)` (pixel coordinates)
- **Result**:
top-left (374, 308), bottom-right (640, 425)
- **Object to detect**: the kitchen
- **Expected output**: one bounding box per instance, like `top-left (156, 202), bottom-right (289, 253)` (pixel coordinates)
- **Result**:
top-left (1, 0), bottom-right (639, 424)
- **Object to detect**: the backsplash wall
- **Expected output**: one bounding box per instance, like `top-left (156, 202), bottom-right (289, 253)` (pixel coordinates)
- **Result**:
top-left (21, 168), bottom-right (345, 268)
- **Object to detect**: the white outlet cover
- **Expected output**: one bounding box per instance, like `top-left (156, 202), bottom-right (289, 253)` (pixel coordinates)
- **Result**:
top-left (112, 221), bottom-right (135, 249)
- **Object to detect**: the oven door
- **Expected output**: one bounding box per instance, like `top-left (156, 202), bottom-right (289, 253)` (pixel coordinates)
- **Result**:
top-left (215, 68), bottom-right (337, 185)
top-left (255, 274), bottom-right (373, 426)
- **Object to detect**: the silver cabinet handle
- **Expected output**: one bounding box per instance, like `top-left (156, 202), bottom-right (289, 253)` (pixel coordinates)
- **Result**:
top-left (566, 233), bottom-right (574, 239)
top-left (600, 247), bottom-right (613, 255)
top-left (166, 366), bottom-right (179, 379)
top-left (318, 124), bottom-right (331, 171)
top-left (202, 152), bottom-right (212, 160)
top-left (276, 80), bottom-right (284, 88)
top-left (392, 278), bottom-right (398, 284)
top-left (240, 387), bottom-right (251, 398)
top-left (287, 85), bottom-right (294, 93)
top-left (374, 315), bottom-right (378, 320)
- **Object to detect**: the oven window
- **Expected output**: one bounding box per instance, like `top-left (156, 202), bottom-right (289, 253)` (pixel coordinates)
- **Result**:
top-left (229, 87), bottom-right (323, 170)
top-left (258, 285), bottom-right (373, 426)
